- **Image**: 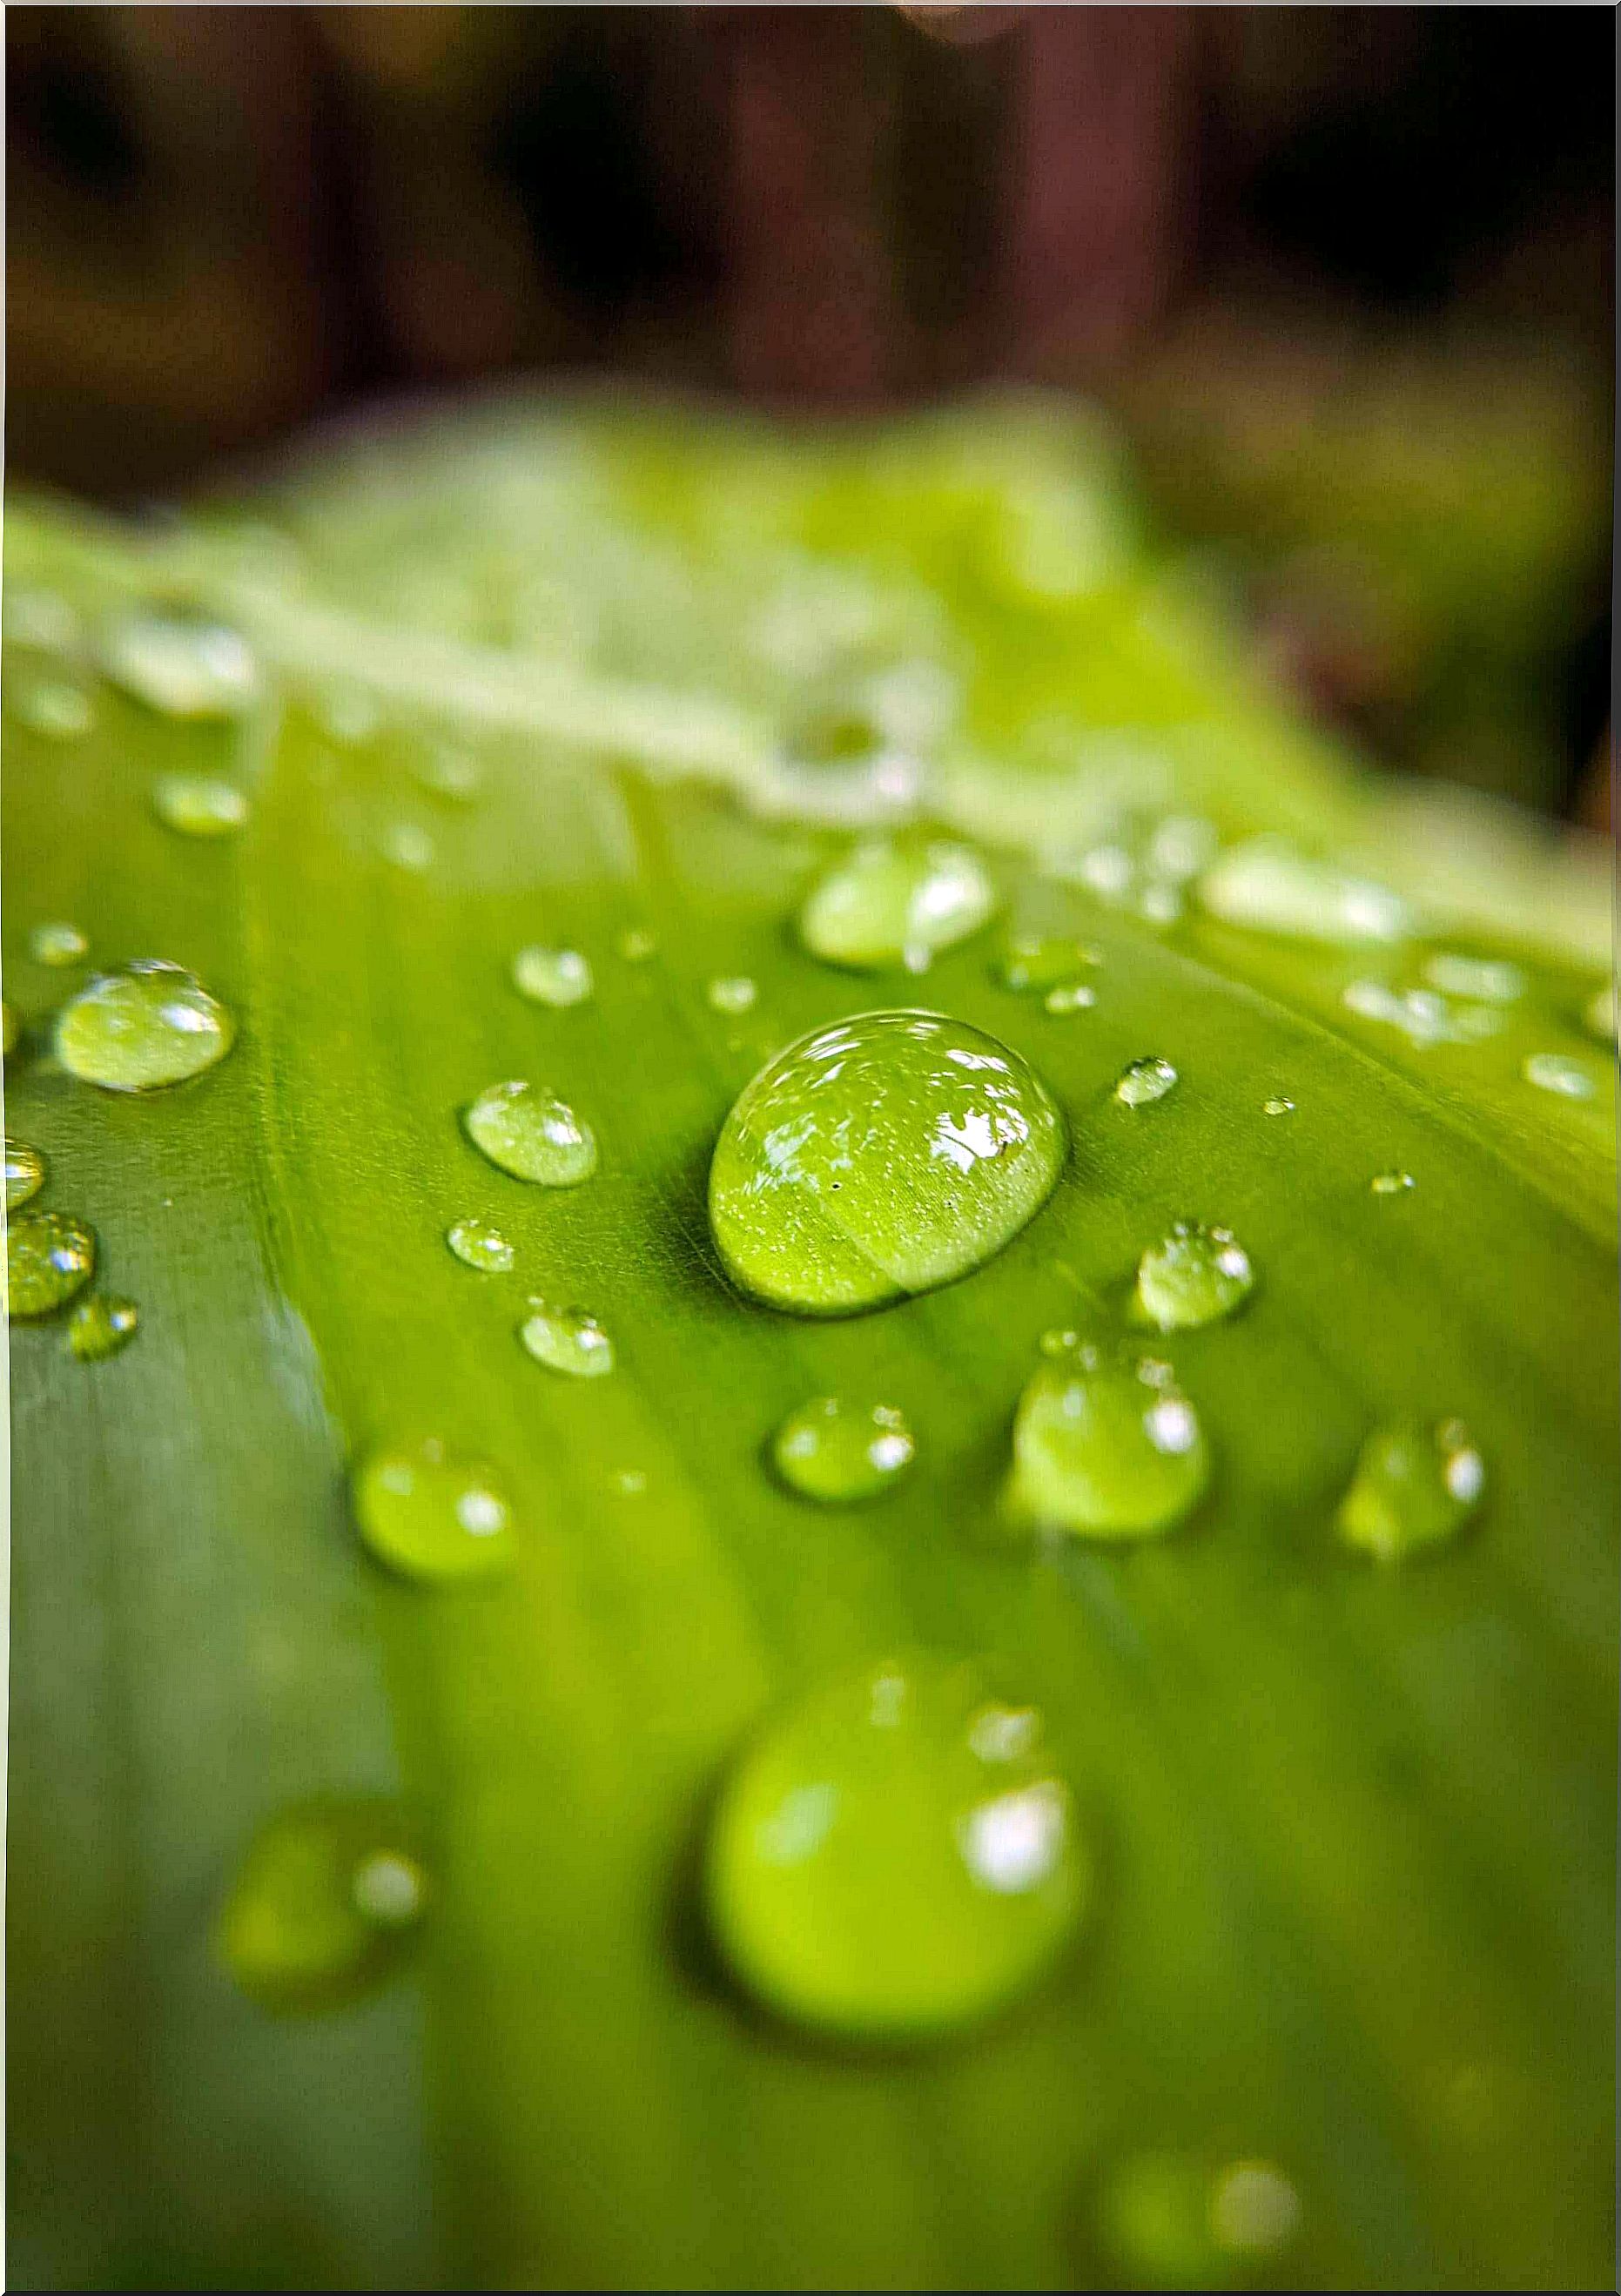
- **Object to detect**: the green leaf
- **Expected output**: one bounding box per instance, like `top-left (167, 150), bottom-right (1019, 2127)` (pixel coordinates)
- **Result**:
top-left (5, 396), bottom-right (1615, 2292)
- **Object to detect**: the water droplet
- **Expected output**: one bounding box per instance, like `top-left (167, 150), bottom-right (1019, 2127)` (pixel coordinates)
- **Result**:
top-left (617, 928), bottom-right (656, 962)
top-left (4, 1135), bottom-right (46, 1209)
top-left (1114, 1056), bottom-right (1178, 1108)
top-left (30, 920), bottom-right (87, 967)
top-left (381, 822), bottom-right (434, 872)
top-left (1098, 2151), bottom-right (1298, 2289)
top-left (520, 1302), bottom-right (615, 1379)
top-left (1134, 1221), bottom-right (1254, 1332)
top-left (1342, 978), bottom-right (1490, 1047)
top-left (705, 1655), bottom-right (1087, 2037)
top-left (1207, 2160), bottom-right (1302, 2259)
top-left (4, 585), bottom-right (79, 652)
top-left (1198, 838), bottom-right (1411, 946)
top-left (997, 935), bottom-right (1100, 993)
top-left (445, 1216), bottom-right (515, 1273)
top-left (1583, 981), bottom-right (1616, 1041)
top-left (1147, 813), bottom-right (1219, 882)
top-left (151, 772), bottom-right (250, 838)
top-left (771, 1397), bottom-right (916, 1502)
top-left (1039, 1326), bottom-right (1082, 1357)
top-left (55, 959), bottom-right (234, 1091)
top-left (315, 683), bottom-right (382, 744)
top-left (1337, 1418), bottom-right (1484, 1561)
top-left (464, 1081), bottom-right (597, 1186)
top-left (709, 1010), bottom-right (1066, 1316)
top-left (799, 839), bottom-right (997, 973)
top-left (1008, 1351), bottom-right (1209, 1539)
top-left (1370, 1169), bottom-right (1415, 1195)
top-left (352, 1438), bottom-right (515, 1581)
top-left (707, 975), bottom-right (758, 1015)
top-left (512, 945), bottom-right (594, 1008)
top-left (215, 1799), bottom-right (426, 2011)
top-left (409, 745), bottom-right (482, 804)
top-left (102, 610), bottom-right (259, 718)
top-left (5, 1209), bottom-right (96, 1318)
top-left (1044, 981), bottom-right (1096, 1015)
top-left (1262, 1095), bottom-right (1295, 1116)
top-left (10, 676), bottom-right (95, 739)
top-left (1423, 952), bottom-right (1525, 1003)
top-left (1523, 1051), bottom-right (1597, 1101)
top-left (67, 1293), bottom-right (140, 1361)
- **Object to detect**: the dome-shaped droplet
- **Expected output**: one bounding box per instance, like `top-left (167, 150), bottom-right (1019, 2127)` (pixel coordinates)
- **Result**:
top-left (1337, 1417), bottom-right (1484, 1562)
top-left (151, 773), bottom-right (250, 838)
top-left (709, 1011), bottom-right (1066, 1316)
top-left (1197, 838), bottom-right (1410, 946)
top-left (464, 1081), bottom-right (597, 1186)
top-left (4, 1135), bottom-right (46, 1209)
top-left (445, 1216), bottom-right (514, 1273)
top-left (102, 610), bottom-right (259, 719)
top-left (1008, 1350), bottom-right (1209, 1539)
top-left (707, 974), bottom-right (758, 1015)
top-left (1114, 1056), bottom-right (1178, 1108)
top-left (55, 959), bottom-right (234, 1091)
top-left (352, 1438), bottom-right (515, 1581)
top-left (705, 1656), bottom-right (1087, 2038)
top-left (215, 1799), bottom-right (427, 2011)
top-left (381, 822), bottom-right (434, 872)
top-left (771, 1397), bottom-right (916, 1502)
top-left (67, 1293), bottom-right (140, 1360)
top-left (5, 1209), bottom-right (96, 1318)
top-left (30, 920), bottom-right (87, 967)
top-left (519, 1302), bottom-right (615, 1378)
top-left (1262, 1095), bottom-right (1295, 1116)
top-left (1370, 1169), bottom-right (1415, 1195)
top-left (512, 946), bottom-right (593, 1007)
top-left (1134, 1221), bottom-right (1255, 1331)
top-left (1523, 1051), bottom-right (1598, 1101)
top-left (799, 840), bottom-right (997, 973)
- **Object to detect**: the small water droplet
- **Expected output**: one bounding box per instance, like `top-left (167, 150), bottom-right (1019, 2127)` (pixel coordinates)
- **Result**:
top-left (1208, 2160), bottom-right (1302, 2259)
top-left (4, 1135), bottom-right (46, 1209)
top-left (67, 1293), bottom-right (139, 1360)
top-left (315, 683), bottom-right (382, 744)
top-left (5, 1209), bottom-right (97, 1317)
top-left (1008, 1351), bottom-right (1209, 1539)
top-left (1523, 1051), bottom-right (1597, 1101)
top-left (1039, 1326), bottom-right (1082, 1357)
top-left (56, 959), bottom-right (234, 1091)
top-left (705, 1655), bottom-right (1087, 2037)
top-left (1343, 978), bottom-right (1488, 1047)
top-left (1044, 981), bottom-right (1096, 1015)
top-left (520, 1302), bottom-right (615, 1379)
top-left (352, 1438), bottom-right (515, 1581)
top-left (102, 610), bottom-right (259, 719)
top-left (710, 1010), bottom-right (1066, 1316)
top-left (151, 773), bottom-right (250, 838)
top-left (1114, 1056), bottom-right (1178, 1108)
top-left (1198, 838), bottom-right (1410, 947)
top-left (10, 676), bottom-right (95, 739)
top-left (799, 839), bottom-right (997, 973)
top-left (1098, 2151), bottom-right (1299, 2288)
top-left (612, 1467), bottom-right (647, 1497)
top-left (1423, 952), bottom-right (1525, 1003)
top-left (1134, 1221), bottom-right (1254, 1332)
top-left (30, 921), bottom-right (87, 967)
top-left (771, 1397), bottom-right (915, 1502)
top-left (997, 935), bottom-right (1100, 994)
top-left (445, 1216), bottom-right (515, 1273)
top-left (464, 1081), bottom-right (597, 1186)
top-left (1338, 1417), bottom-right (1484, 1561)
top-left (617, 928), bottom-right (656, 962)
top-left (409, 745), bottom-right (482, 804)
top-left (1370, 1169), bottom-right (1415, 1195)
top-left (216, 1799), bottom-right (427, 2010)
top-left (1262, 1095), bottom-right (1295, 1116)
top-left (707, 975), bottom-right (758, 1015)
top-left (382, 822), bottom-right (434, 872)
top-left (1583, 981), bottom-right (1616, 1042)
top-left (512, 945), bottom-right (594, 1008)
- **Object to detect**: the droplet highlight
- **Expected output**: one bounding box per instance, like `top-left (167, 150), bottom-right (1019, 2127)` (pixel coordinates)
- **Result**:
top-left (464, 1081), bottom-right (597, 1186)
top-left (55, 960), bottom-right (234, 1092)
top-left (771, 1397), bottom-right (916, 1503)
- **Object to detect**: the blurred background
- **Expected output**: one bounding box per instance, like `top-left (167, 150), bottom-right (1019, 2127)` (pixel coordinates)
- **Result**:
top-left (6, 3), bottom-right (1614, 825)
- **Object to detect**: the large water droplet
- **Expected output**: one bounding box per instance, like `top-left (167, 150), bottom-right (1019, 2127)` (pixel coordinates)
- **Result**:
top-left (1114, 1056), bottom-right (1178, 1108)
top-left (1197, 838), bottom-right (1410, 946)
top-left (1008, 1350), bottom-right (1209, 1539)
top-left (445, 1216), bottom-right (515, 1273)
top-left (151, 773), bottom-right (249, 838)
top-left (464, 1081), bottom-right (597, 1185)
top-left (1338, 1417), bottom-right (1484, 1561)
top-left (772, 1397), bottom-right (915, 1502)
top-left (5, 1209), bottom-right (96, 1318)
top-left (30, 920), bottom-right (87, 967)
top-left (799, 839), bottom-right (997, 973)
top-left (352, 1437), bottom-right (515, 1581)
top-left (102, 610), bottom-right (259, 718)
top-left (512, 945), bottom-right (593, 1008)
top-left (67, 1293), bottom-right (140, 1361)
top-left (215, 1800), bottom-right (427, 2011)
top-left (1134, 1221), bottom-right (1254, 1331)
top-left (55, 959), bottom-right (235, 1091)
top-left (709, 1010), bottom-right (1066, 1316)
top-left (705, 1656), bottom-right (1087, 2038)
top-left (1522, 1051), bottom-right (1598, 1101)
top-left (520, 1301), bottom-right (615, 1379)
top-left (4, 1135), bottom-right (46, 1209)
